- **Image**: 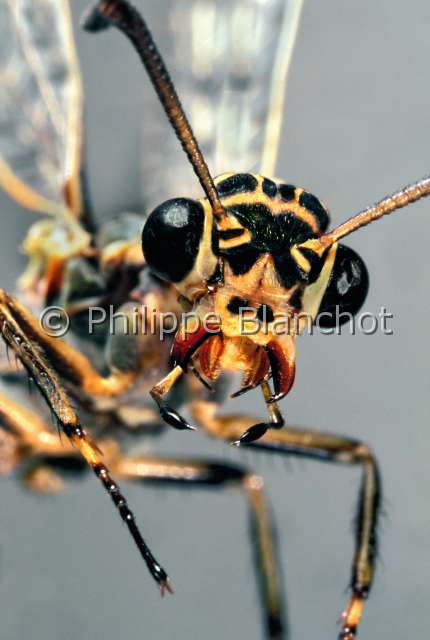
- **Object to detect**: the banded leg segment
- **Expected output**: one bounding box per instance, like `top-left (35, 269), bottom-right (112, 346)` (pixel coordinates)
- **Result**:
top-left (193, 401), bottom-right (381, 639)
top-left (0, 289), bottom-right (172, 593)
top-left (0, 290), bottom-right (134, 397)
top-left (112, 454), bottom-right (286, 639)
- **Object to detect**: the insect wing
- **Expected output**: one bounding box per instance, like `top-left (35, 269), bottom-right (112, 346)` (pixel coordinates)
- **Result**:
top-left (0, 0), bottom-right (83, 218)
top-left (141, 0), bottom-right (304, 209)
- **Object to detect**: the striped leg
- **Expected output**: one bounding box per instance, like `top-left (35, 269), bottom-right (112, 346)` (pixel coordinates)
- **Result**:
top-left (1, 394), bottom-right (286, 640)
top-left (0, 290), bottom-right (135, 397)
top-left (111, 453), bottom-right (286, 640)
top-left (2, 407), bottom-right (286, 639)
top-left (193, 401), bottom-right (381, 640)
top-left (0, 289), bottom-right (172, 594)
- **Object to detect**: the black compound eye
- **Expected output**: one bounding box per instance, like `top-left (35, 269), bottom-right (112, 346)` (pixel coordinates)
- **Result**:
top-left (142, 198), bottom-right (205, 283)
top-left (317, 244), bottom-right (369, 327)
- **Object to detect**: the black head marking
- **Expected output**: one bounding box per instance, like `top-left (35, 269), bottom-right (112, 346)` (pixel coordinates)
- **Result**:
top-left (218, 228), bottom-right (245, 240)
top-left (142, 198), bottom-right (205, 283)
top-left (273, 212), bottom-right (317, 288)
top-left (274, 254), bottom-right (308, 289)
top-left (217, 173), bottom-right (258, 197)
top-left (230, 203), bottom-right (277, 252)
top-left (222, 243), bottom-right (262, 276)
top-left (289, 289), bottom-right (303, 311)
top-left (276, 212), bottom-right (316, 247)
top-left (298, 191), bottom-right (329, 232)
top-left (297, 246), bottom-right (327, 285)
top-left (278, 183), bottom-right (296, 202)
top-left (262, 178), bottom-right (278, 198)
top-left (220, 204), bottom-right (316, 285)
top-left (257, 304), bottom-right (274, 323)
top-left (227, 296), bottom-right (250, 314)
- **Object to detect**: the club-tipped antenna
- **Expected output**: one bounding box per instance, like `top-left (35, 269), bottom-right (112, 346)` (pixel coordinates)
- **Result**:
top-left (82, 0), bottom-right (226, 220)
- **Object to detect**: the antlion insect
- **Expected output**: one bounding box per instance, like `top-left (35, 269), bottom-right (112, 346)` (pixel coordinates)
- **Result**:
top-left (1, 1), bottom-right (429, 639)
top-left (0, 0), bottom-right (303, 637)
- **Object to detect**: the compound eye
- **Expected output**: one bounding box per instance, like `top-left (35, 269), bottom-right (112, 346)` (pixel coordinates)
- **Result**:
top-left (317, 244), bottom-right (369, 327)
top-left (142, 198), bottom-right (205, 283)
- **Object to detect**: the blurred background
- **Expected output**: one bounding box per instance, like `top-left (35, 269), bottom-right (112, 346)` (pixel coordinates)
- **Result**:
top-left (1, 1), bottom-right (430, 639)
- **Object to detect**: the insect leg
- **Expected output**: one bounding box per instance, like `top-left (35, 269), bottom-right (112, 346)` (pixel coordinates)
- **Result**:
top-left (230, 335), bottom-right (296, 444)
top-left (0, 290), bottom-right (172, 593)
top-left (0, 389), bottom-right (82, 490)
top-left (0, 290), bottom-right (136, 397)
top-left (232, 380), bottom-right (285, 444)
top-left (252, 430), bottom-right (379, 640)
top-left (0, 390), bottom-right (72, 455)
top-left (150, 365), bottom-right (196, 431)
top-left (112, 453), bottom-right (286, 640)
top-left (151, 319), bottom-right (219, 431)
top-left (193, 401), bottom-right (380, 640)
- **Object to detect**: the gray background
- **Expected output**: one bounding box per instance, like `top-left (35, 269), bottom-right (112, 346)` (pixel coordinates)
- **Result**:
top-left (1, 1), bottom-right (430, 639)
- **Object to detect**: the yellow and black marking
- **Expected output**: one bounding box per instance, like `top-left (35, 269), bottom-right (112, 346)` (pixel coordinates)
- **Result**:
top-left (212, 172), bottom-right (330, 292)
top-left (142, 171), bottom-right (369, 445)
top-left (0, 288), bottom-right (172, 594)
top-left (198, 172), bottom-right (368, 328)
top-left (142, 171), bottom-right (333, 305)
top-left (5, 0), bottom-right (430, 637)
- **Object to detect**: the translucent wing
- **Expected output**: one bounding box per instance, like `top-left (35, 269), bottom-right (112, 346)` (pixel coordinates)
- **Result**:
top-left (141, 0), bottom-right (304, 208)
top-left (0, 0), bottom-right (83, 218)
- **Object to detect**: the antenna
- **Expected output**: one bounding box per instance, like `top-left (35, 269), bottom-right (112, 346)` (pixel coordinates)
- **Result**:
top-left (82, 0), bottom-right (226, 220)
top-left (295, 175), bottom-right (430, 256)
